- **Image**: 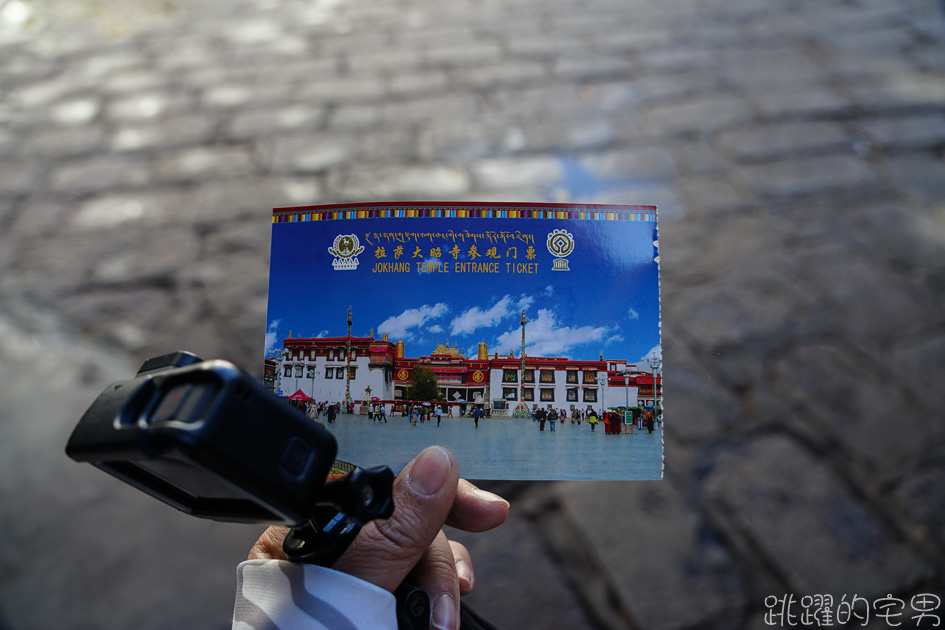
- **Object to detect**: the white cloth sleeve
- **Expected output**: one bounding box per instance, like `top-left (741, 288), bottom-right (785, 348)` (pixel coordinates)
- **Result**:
top-left (232, 559), bottom-right (398, 630)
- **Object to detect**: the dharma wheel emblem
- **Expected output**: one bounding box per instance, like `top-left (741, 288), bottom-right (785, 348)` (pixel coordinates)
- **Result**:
top-left (328, 234), bottom-right (364, 270)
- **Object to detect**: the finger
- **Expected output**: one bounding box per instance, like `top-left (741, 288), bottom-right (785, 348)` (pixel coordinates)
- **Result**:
top-left (445, 479), bottom-right (510, 533)
top-left (246, 475), bottom-right (370, 560)
top-left (449, 540), bottom-right (474, 596)
top-left (410, 530), bottom-right (460, 630)
top-left (332, 446), bottom-right (459, 592)
top-left (247, 526), bottom-right (291, 561)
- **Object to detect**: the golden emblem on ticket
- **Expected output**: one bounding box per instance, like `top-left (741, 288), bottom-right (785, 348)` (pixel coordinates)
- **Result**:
top-left (328, 234), bottom-right (364, 270)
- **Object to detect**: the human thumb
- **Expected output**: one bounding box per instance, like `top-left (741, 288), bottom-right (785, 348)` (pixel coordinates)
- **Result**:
top-left (331, 446), bottom-right (459, 592)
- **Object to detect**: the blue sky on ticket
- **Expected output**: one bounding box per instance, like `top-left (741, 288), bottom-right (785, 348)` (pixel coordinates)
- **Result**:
top-left (266, 215), bottom-right (660, 364)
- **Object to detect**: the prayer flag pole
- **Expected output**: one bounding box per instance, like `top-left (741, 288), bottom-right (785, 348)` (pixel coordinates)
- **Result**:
top-left (514, 309), bottom-right (529, 418)
top-left (345, 306), bottom-right (352, 410)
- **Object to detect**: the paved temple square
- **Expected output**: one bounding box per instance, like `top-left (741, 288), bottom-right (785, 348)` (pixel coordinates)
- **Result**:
top-left (324, 411), bottom-right (663, 480)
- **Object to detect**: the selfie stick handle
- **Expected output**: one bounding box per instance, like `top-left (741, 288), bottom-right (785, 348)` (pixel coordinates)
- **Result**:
top-left (281, 466), bottom-right (429, 630)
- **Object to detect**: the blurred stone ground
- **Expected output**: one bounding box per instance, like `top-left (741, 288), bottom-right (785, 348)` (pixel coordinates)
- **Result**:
top-left (1, 0), bottom-right (944, 628)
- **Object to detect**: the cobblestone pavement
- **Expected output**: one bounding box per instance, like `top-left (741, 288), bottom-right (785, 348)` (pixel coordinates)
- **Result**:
top-left (2, 0), bottom-right (944, 628)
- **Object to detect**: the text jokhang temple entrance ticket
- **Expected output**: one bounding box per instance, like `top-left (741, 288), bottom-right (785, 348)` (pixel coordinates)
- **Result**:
top-left (265, 201), bottom-right (662, 480)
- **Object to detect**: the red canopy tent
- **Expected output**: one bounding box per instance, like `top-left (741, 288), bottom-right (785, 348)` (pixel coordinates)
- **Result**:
top-left (287, 389), bottom-right (313, 402)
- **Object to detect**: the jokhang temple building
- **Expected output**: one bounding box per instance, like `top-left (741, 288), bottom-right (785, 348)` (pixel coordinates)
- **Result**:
top-left (264, 332), bottom-right (661, 415)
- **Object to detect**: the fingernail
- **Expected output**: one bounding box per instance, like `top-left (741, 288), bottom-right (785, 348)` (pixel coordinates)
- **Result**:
top-left (431, 593), bottom-right (457, 630)
top-left (455, 559), bottom-right (473, 590)
top-left (473, 488), bottom-right (510, 508)
top-left (408, 446), bottom-right (452, 496)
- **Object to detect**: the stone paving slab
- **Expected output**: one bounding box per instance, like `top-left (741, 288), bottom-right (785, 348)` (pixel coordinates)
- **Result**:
top-left (552, 479), bottom-right (748, 630)
top-left (2, 0), bottom-right (945, 628)
top-left (447, 503), bottom-right (596, 630)
top-left (702, 434), bottom-right (930, 598)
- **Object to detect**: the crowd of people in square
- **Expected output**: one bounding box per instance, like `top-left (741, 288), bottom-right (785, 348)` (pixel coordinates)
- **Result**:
top-left (295, 398), bottom-right (660, 435)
